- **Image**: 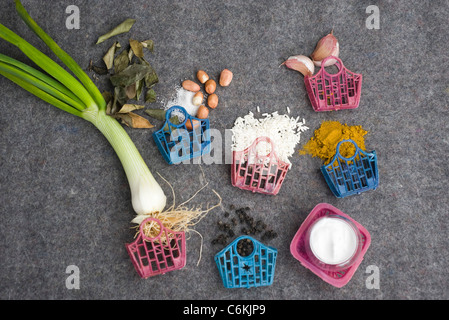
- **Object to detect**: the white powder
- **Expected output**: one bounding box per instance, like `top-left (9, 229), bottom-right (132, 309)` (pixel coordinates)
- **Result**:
top-left (309, 217), bottom-right (359, 265)
top-left (163, 86), bottom-right (199, 120)
top-left (231, 111), bottom-right (308, 167)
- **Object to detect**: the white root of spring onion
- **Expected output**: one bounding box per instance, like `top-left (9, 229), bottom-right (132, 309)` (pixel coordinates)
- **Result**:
top-left (131, 174), bottom-right (222, 231)
top-left (132, 173), bottom-right (222, 266)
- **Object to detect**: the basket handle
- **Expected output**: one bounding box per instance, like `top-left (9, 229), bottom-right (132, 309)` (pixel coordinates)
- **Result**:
top-left (232, 236), bottom-right (258, 260)
top-left (165, 105), bottom-right (188, 127)
top-left (320, 56), bottom-right (344, 77)
top-left (248, 136), bottom-right (276, 158)
top-left (139, 217), bottom-right (164, 241)
top-left (334, 139), bottom-right (360, 161)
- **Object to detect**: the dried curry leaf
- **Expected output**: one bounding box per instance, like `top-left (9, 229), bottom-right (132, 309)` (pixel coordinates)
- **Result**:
top-left (114, 49), bottom-right (130, 74)
top-left (110, 64), bottom-right (153, 87)
top-left (116, 112), bottom-right (154, 129)
top-left (112, 86), bottom-right (128, 114)
top-left (141, 40), bottom-right (154, 53)
top-left (136, 57), bottom-right (158, 87)
top-left (128, 49), bottom-right (134, 63)
top-left (103, 41), bottom-right (121, 70)
top-left (88, 60), bottom-right (108, 75)
top-left (145, 88), bottom-right (157, 103)
top-left (102, 91), bottom-right (113, 104)
top-left (163, 116), bottom-right (181, 131)
top-left (145, 108), bottom-right (166, 121)
top-left (118, 104), bottom-right (145, 114)
top-left (129, 39), bottom-right (144, 58)
top-left (145, 70), bottom-right (159, 88)
top-left (106, 100), bottom-right (113, 115)
top-left (96, 18), bottom-right (137, 45)
top-left (125, 83), bottom-right (137, 100)
top-left (135, 79), bottom-right (144, 101)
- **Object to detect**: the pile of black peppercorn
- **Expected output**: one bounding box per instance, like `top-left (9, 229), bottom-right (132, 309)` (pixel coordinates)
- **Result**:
top-left (211, 205), bottom-right (278, 252)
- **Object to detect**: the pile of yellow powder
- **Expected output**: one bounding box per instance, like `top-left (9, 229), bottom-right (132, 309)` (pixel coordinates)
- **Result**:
top-left (300, 121), bottom-right (368, 164)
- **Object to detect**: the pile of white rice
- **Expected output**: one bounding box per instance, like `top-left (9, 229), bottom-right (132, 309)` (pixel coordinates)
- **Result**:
top-left (231, 111), bottom-right (309, 166)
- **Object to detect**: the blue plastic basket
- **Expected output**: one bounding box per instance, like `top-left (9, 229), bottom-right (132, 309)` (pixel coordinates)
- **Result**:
top-left (321, 139), bottom-right (378, 198)
top-left (152, 106), bottom-right (211, 164)
top-left (214, 236), bottom-right (277, 289)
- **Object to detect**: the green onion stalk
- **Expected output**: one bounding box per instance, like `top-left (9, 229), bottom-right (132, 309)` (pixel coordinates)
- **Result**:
top-left (0, 1), bottom-right (167, 218)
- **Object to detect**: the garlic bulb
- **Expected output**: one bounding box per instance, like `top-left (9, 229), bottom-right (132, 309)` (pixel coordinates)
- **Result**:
top-left (311, 30), bottom-right (340, 67)
top-left (281, 55), bottom-right (315, 77)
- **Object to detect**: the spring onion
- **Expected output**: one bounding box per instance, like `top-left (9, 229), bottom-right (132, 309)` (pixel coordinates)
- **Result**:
top-left (0, 1), bottom-right (166, 217)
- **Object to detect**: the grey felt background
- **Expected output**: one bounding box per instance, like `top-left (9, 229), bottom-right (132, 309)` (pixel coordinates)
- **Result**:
top-left (0, 0), bottom-right (448, 300)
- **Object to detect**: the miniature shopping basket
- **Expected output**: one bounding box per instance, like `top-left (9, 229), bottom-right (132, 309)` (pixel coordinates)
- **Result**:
top-left (215, 236), bottom-right (278, 289)
top-left (231, 136), bottom-right (290, 195)
top-left (290, 203), bottom-right (371, 288)
top-left (321, 139), bottom-right (378, 198)
top-left (125, 217), bottom-right (186, 279)
top-left (153, 106), bottom-right (211, 164)
top-left (304, 56), bottom-right (362, 112)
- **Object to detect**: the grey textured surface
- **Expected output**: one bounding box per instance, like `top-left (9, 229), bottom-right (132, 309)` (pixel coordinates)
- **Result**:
top-left (1, 0), bottom-right (448, 300)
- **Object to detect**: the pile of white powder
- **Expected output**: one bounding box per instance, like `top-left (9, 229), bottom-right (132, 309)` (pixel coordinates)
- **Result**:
top-left (163, 87), bottom-right (199, 121)
top-left (231, 111), bottom-right (309, 167)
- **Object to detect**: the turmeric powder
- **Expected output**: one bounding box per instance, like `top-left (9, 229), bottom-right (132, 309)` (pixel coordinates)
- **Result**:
top-left (300, 121), bottom-right (368, 164)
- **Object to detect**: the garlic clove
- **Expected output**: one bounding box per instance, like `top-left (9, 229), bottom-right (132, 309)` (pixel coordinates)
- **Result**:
top-left (311, 30), bottom-right (339, 67)
top-left (281, 55), bottom-right (315, 76)
top-left (313, 43), bottom-right (339, 67)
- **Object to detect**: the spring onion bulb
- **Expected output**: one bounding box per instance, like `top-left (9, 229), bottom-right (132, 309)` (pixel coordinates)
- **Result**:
top-left (0, 1), bottom-right (166, 217)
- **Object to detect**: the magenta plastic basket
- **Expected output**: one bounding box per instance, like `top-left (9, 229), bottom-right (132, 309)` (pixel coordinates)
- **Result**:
top-left (125, 217), bottom-right (186, 279)
top-left (290, 203), bottom-right (371, 288)
top-left (231, 136), bottom-right (290, 195)
top-left (304, 56), bottom-right (362, 112)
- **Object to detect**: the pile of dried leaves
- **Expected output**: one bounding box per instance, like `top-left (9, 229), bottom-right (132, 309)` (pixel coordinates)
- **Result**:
top-left (89, 19), bottom-right (158, 128)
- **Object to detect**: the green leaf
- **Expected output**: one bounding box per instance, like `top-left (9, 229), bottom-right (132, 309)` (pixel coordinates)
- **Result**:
top-left (0, 68), bottom-right (83, 118)
top-left (15, 0), bottom-right (105, 109)
top-left (96, 18), bottom-right (136, 45)
top-left (0, 53), bottom-right (84, 107)
top-left (0, 61), bottom-right (85, 111)
top-left (0, 22), bottom-right (95, 109)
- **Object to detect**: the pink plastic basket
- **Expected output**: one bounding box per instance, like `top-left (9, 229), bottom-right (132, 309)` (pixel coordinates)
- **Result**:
top-left (125, 217), bottom-right (186, 279)
top-left (290, 203), bottom-right (371, 288)
top-left (304, 56), bottom-right (362, 112)
top-left (231, 136), bottom-right (290, 195)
